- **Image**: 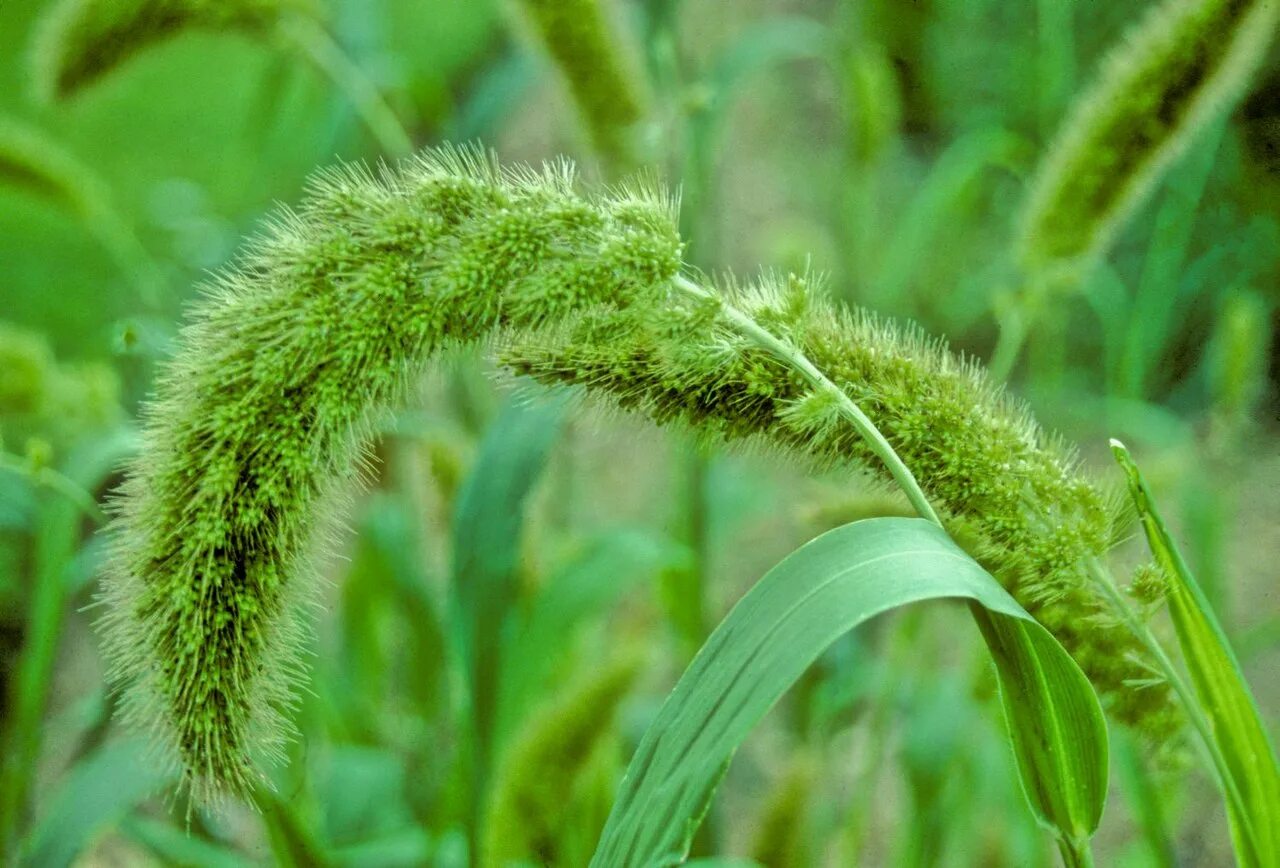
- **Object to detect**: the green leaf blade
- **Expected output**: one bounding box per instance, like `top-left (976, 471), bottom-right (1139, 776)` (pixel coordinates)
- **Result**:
top-left (1112, 441), bottom-right (1280, 868)
top-left (590, 517), bottom-right (1108, 867)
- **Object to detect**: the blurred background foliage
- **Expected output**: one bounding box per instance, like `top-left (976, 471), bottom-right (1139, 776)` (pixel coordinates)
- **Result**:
top-left (0, 0), bottom-right (1276, 864)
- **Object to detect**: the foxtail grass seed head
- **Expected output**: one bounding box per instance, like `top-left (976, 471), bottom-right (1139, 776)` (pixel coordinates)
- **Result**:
top-left (515, 0), bottom-right (650, 171)
top-left (503, 272), bottom-right (1181, 741)
top-left (30, 0), bottom-right (319, 101)
top-left (100, 146), bottom-right (681, 806)
top-left (107, 145), bottom-right (1186, 808)
top-left (1018, 0), bottom-right (1279, 272)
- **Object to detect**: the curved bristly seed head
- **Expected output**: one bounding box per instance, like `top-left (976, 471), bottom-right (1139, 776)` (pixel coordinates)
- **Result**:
top-left (99, 145), bottom-right (681, 807)
top-left (501, 272), bottom-right (1183, 743)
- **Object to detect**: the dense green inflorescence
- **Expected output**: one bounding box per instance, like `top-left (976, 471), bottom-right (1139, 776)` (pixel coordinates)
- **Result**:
top-left (30, 0), bottom-right (317, 101)
top-left (99, 147), bottom-right (682, 805)
top-left (515, 0), bottom-right (650, 171)
top-left (503, 274), bottom-right (1180, 740)
top-left (1018, 0), bottom-right (1278, 270)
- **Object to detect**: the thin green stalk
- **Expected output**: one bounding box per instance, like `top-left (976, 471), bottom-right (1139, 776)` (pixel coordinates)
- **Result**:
top-left (279, 16), bottom-right (412, 157)
top-left (1057, 836), bottom-right (1095, 868)
top-left (0, 492), bottom-right (79, 855)
top-left (671, 274), bottom-right (941, 527)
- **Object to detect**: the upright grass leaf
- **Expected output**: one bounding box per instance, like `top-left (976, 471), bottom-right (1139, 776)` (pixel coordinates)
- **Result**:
top-left (450, 396), bottom-right (566, 851)
top-left (451, 397), bottom-right (566, 759)
top-left (483, 655), bottom-right (639, 867)
top-left (0, 492), bottom-right (81, 856)
top-left (1018, 0), bottom-right (1279, 272)
top-left (337, 494), bottom-right (446, 740)
top-left (256, 786), bottom-right (331, 868)
top-left (590, 518), bottom-right (1108, 867)
top-left (0, 428), bottom-right (133, 855)
top-left (871, 126), bottom-right (1025, 308)
top-left (1111, 441), bottom-right (1280, 868)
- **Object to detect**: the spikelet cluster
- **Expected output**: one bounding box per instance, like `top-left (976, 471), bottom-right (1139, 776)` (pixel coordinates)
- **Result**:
top-left (515, 0), bottom-right (649, 170)
top-left (502, 273), bottom-right (1180, 739)
top-left (99, 146), bottom-right (682, 805)
top-left (1018, 0), bottom-right (1278, 270)
top-left (30, 0), bottom-right (317, 101)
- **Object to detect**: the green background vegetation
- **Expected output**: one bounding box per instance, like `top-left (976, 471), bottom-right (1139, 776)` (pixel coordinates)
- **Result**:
top-left (0, 0), bottom-right (1277, 864)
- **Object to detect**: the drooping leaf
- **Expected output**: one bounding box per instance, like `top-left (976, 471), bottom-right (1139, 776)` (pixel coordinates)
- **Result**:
top-left (591, 517), bottom-right (1108, 866)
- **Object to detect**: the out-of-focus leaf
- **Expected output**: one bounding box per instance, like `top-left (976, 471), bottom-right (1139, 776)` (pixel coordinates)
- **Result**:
top-left (257, 786), bottom-right (331, 868)
top-left (23, 738), bottom-right (172, 868)
top-left (450, 395), bottom-right (565, 834)
top-left (873, 126), bottom-right (1026, 306)
top-left (591, 518), bottom-right (1107, 867)
top-left (317, 746), bottom-right (414, 845)
top-left (495, 530), bottom-right (671, 743)
top-left (121, 815), bottom-right (245, 868)
top-left (452, 396), bottom-right (565, 744)
top-left (329, 827), bottom-right (434, 867)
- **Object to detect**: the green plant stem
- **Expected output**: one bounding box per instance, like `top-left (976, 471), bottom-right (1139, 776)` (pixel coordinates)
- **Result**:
top-left (671, 274), bottom-right (942, 527)
top-left (0, 492), bottom-right (79, 855)
top-left (1058, 836), bottom-right (1095, 868)
top-left (1083, 556), bottom-right (1255, 846)
top-left (280, 16), bottom-right (413, 157)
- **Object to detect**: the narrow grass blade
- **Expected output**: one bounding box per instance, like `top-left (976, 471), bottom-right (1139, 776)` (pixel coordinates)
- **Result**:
top-left (450, 396), bottom-right (566, 851)
top-left (590, 517), bottom-right (1108, 867)
top-left (0, 492), bottom-right (80, 853)
top-left (451, 396), bottom-right (566, 749)
top-left (1111, 440), bottom-right (1280, 868)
